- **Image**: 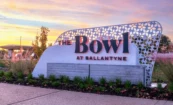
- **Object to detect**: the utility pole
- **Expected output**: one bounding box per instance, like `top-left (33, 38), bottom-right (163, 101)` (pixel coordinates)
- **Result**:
top-left (20, 36), bottom-right (22, 53)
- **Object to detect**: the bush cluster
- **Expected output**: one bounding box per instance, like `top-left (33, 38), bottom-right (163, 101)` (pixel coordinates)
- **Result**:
top-left (0, 71), bottom-right (173, 100)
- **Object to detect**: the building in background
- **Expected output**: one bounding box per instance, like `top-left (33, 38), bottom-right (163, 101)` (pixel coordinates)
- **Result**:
top-left (0, 45), bottom-right (33, 61)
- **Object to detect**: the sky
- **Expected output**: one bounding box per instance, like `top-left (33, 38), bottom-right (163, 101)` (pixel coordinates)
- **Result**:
top-left (0, 0), bottom-right (173, 46)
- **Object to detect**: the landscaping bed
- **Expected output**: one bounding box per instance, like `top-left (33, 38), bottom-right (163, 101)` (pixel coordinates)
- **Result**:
top-left (0, 71), bottom-right (173, 101)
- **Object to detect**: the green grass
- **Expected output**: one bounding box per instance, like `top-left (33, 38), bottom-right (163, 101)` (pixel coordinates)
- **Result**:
top-left (152, 62), bottom-right (168, 82)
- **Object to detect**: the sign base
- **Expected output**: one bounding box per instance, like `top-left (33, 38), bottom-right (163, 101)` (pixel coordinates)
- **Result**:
top-left (47, 63), bottom-right (146, 85)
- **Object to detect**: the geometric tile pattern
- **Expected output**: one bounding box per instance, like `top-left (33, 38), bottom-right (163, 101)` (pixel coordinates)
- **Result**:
top-left (54, 21), bottom-right (162, 86)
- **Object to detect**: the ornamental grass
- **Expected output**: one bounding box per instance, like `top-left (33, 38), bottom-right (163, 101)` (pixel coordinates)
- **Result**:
top-left (157, 58), bottom-right (173, 92)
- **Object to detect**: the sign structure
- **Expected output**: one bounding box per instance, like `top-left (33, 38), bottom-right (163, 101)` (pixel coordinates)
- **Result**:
top-left (32, 21), bottom-right (162, 86)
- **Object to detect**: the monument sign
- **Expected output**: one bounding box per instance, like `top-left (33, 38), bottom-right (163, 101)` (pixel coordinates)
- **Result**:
top-left (32, 21), bottom-right (162, 86)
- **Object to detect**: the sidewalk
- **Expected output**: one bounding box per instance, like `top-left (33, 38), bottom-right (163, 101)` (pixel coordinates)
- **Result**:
top-left (0, 83), bottom-right (172, 105)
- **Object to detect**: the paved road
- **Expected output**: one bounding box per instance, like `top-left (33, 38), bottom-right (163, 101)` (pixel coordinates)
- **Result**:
top-left (0, 83), bottom-right (172, 105)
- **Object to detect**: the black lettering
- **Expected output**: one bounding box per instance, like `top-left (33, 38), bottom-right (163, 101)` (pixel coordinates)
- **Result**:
top-left (123, 32), bottom-right (129, 53)
top-left (67, 40), bottom-right (72, 45)
top-left (123, 57), bottom-right (127, 61)
top-left (77, 56), bottom-right (80, 60)
top-left (118, 57), bottom-right (122, 60)
top-left (80, 56), bottom-right (83, 60)
top-left (75, 36), bottom-right (88, 53)
top-left (110, 56), bottom-right (113, 60)
top-left (102, 40), bottom-right (121, 53)
top-left (62, 40), bottom-right (66, 45)
top-left (86, 56), bottom-right (89, 60)
top-left (101, 57), bottom-right (104, 60)
top-left (97, 57), bottom-right (100, 60)
top-left (105, 57), bottom-right (109, 60)
top-left (90, 40), bottom-right (102, 53)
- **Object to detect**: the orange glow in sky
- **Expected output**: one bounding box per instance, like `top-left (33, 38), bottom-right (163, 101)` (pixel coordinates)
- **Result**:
top-left (0, 0), bottom-right (173, 46)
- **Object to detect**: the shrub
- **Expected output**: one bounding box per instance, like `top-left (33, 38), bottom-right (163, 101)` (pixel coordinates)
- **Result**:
top-left (17, 78), bottom-right (24, 83)
top-left (27, 73), bottom-right (33, 80)
top-left (38, 74), bottom-right (45, 81)
top-left (84, 77), bottom-right (94, 86)
top-left (99, 77), bottom-right (107, 86)
top-left (84, 84), bottom-right (89, 89)
top-left (4, 71), bottom-right (13, 78)
top-left (59, 75), bottom-right (64, 82)
top-left (79, 83), bottom-right (84, 89)
top-left (137, 82), bottom-right (144, 90)
top-left (157, 83), bottom-right (162, 91)
top-left (42, 80), bottom-right (50, 86)
top-left (51, 81), bottom-right (60, 87)
top-left (16, 71), bottom-right (24, 79)
top-left (5, 77), bottom-right (13, 82)
top-left (0, 71), bottom-right (4, 77)
top-left (63, 76), bottom-right (69, 84)
top-left (115, 88), bottom-right (121, 94)
top-left (28, 79), bottom-right (37, 85)
top-left (60, 75), bottom-right (69, 84)
top-left (108, 80), bottom-right (114, 88)
top-left (94, 87), bottom-right (100, 92)
top-left (0, 71), bottom-right (4, 81)
top-left (95, 86), bottom-right (105, 92)
top-left (4, 71), bottom-right (13, 82)
top-left (99, 86), bottom-right (105, 92)
top-left (124, 80), bottom-right (132, 89)
top-left (0, 76), bottom-right (3, 81)
top-left (115, 78), bottom-right (122, 86)
top-left (168, 82), bottom-right (173, 93)
top-left (73, 76), bottom-right (83, 85)
top-left (49, 75), bottom-right (56, 82)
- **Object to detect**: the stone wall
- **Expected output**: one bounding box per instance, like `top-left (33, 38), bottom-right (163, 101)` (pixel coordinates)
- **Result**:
top-left (47, 63), bottom-right (145, 85)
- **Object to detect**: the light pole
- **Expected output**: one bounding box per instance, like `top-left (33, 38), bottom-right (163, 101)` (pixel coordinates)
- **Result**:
top-left (20, 36), bottom-right (22, 53)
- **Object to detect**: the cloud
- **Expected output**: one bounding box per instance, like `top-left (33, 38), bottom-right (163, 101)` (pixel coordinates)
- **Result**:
top-left (0, 0), bottom-right (173, 46)
top-left (0, 22), bottom-right (64, 45)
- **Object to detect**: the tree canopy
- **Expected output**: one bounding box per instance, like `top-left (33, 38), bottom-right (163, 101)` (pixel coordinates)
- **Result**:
top-left (32, 26), bottom-right (50, 58)
top-left (158, 35), bottom-right (171, 53)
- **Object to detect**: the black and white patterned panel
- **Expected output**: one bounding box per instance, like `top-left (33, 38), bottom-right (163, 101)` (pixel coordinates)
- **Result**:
top-left (54, 21), bottom-right (162, 86)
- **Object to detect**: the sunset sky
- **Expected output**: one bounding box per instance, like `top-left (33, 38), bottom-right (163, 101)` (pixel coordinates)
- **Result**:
top-left (0, 0), bottom-right (173, 46)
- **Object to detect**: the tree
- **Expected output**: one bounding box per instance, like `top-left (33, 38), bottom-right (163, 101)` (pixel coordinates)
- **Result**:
top-left (32, 26), bottom-right (50, 58)
top-left (158, 35), bottom-right (171, 53)
top-left (168, 43), bottom-right (173, 52)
